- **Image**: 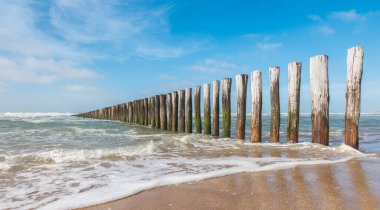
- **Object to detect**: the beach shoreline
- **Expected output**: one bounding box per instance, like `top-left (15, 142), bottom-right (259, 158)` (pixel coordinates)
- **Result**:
top-left (80, 157), bottom-right (380, 210)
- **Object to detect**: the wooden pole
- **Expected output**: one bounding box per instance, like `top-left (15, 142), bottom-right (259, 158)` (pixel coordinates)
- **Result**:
top-left (287, 62), bottom-right (301, 143)
top-left (151, 97), bottom-right (156, 127)
top-left (147, 98), bottom-right (151, 125)
top-left (140, 100), bottom-right (145, 124)
top-left (160, 94), bottom-right (167, 130)
top-left (212, 80), bottom-right (220, 137)
top-left (222, 78), bottom-right (232, 138)
top-left (251, 71), bottom-right (262, 143)
top-left (270, 67), bottom-right (280, 142)
top-left (172, 92), bottom-right (178, 132)
top-left (178, 90), bottom-right (185, 132)
top-left (129, 102), bottom-right (133, 123)
top-left (345, 46), bottom-right (364, 149)
top-left (155, 95), bottom-right (160, 129)
top-left (204, 83), bottom-right (211, 135)
top-left (144, 98), bottom-right (148, 125)
top-left (310, 55), bottom-right (329, 146)
top-left (194, 86), bottom-right (202, 133)
top-left (185, 88), bottom-right (193, 133)
top-left (236, 74), bottom-right (248, 140)
top-left (166, 93), bottom-right (172, 131)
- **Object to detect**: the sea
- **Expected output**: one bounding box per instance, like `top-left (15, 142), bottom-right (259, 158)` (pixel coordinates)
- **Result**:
top-left (0, 112), bottom-right (379, 209)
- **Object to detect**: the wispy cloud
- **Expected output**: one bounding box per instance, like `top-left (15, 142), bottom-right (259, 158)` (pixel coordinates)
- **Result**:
top-left (308, 14), bottom-right (322, 21)
top-left (0, 82), bottom-right (7, 92)
top-left (313, 25), bottom-right (335, 36)
top-left (0, 0), bottom-right (206, 91)
top-left (64, 84), bottom-right (104, 94)
top-left (0, 1), bottom-right (102, 87)
top-left (257, 43), bottom-right (282, 50)
top-left (329, 9), bottom-right (367, 22)
top-left (50, 0), bottom-right (206, 59)
top-left (308, 9), bottom-right (380, 35)
top-left (241, 33), bottom-right (260, 39)
top-left (187, 59), bottom-right (248, 74)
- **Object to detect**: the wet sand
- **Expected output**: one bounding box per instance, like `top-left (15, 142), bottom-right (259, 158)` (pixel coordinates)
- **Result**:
top-left (81, 158), bottom-right (380, 210)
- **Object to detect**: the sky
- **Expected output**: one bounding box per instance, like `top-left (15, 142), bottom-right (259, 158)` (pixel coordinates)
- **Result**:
top-left (0, 0), bottom-right (379, 113)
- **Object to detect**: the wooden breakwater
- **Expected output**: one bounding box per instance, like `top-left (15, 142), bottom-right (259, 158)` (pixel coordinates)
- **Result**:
top-left (76, 46), bottom-right (364, 149)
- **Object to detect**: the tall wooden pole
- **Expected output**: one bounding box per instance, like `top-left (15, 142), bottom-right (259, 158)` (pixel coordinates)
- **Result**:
top-left (203, 83), bottom-right (211, 135)
top-left (172, 92), bottom-right (178, 132)
top-left (236, 74), bottom-right (248, 140)
top-left (185, 88), bottom-right (193, 133)
top-left (155, 95), bottom-right (160, 129)
top-left (160, 94), bottom-right (167, 130)
top-left (212, 80), bottom-right (220, 137)
top-left (178, 90), bottom-right (185, 133)
top-left (151, 97), bottom-right (156, 127)
top-left (128, 102), bottom-right (133, 123)
top-left (345, 46), bottom-right (364, 149)
top-left (194, 86), bottom-right (202, 133)
top-left (251, 71), bottom-right (262, 143)
top-left (287, 62), bottom-right (301, 143)
top-left (166, 93), bottom-right (172, 131)
top-left (270, 67), bottom-right (280, 143)
top-left (147, 98), bottom-right (151, 125)
top-left (310, 55), bottom-right (329, 146)
top-left (144, 98), bottom-right (148, 125)
top-left (222, 78), bottom-right (232, 138)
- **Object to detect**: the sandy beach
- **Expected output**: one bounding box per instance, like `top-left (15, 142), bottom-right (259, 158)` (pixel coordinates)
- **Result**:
top-left (81, 157), bottom-right (380, 210)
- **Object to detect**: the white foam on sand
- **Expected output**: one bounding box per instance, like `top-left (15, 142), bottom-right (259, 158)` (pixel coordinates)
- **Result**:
top-left (39, 155), bottom-right (356, 210)
top-left (1, 139), bottom-right (370, 210)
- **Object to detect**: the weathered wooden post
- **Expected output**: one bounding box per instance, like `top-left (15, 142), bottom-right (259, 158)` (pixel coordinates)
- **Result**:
top-left (144, 98), bottom-right (148, 125)
top-left (151, 97), bottom-right (156, 127)
top-left (166, 93), bottom-right (172, 131)
top-left (345, 46), bottom-right (363, 149)
top-left (125, 103), bottom-right (129, 122)
top-left (140, 100), bottom-right (145, 124)
top-left (194, 86), bottom-right (202, 133)
top-left (147, 98), bottom-right (151, 125)
top-left (129, 102), bottom-right (133, 123)
top-left (251, 71), bottom-right (262, 143)
top-left (270, 67), bottom-right (280, 142)
top-left (213, 80), bottom-right (220, 137)
top-left (204, 83), bottom-right (211, 135)
top-left (172, 92), bottom-right (178, 132)
top-left (310, 55), bottom-right (329, 146)
top-left (287, 62), bottom-right (301, 143)
top-left (236, 74), bottom-right (248, 140)
top-left (222, 78), bottom-right (232, 138)
top-left (178, 90), bottom-right (185, 132)
top-left (155, 95), bottom-right (160, 128)
top-left (160, 94), bottom-right (167, 130)
top-left (185, 88), bottom-right (193, 133)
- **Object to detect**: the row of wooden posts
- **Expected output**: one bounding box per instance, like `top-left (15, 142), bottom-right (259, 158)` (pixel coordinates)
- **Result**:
top-left (77, 46), bottom-right (364, 149)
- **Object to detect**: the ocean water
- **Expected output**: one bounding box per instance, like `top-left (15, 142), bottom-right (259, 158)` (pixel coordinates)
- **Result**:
top-left (0, 112), bottom-right (379, 209)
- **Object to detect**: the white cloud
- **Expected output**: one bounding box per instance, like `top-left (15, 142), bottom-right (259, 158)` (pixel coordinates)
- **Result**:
top-left (0, 1), bottom-right (102, 86)
top-left (308, 15), bottom-right (322, 21)
top-left (0, 82), bottom-right (8, 92)
top-left (329, 9), bottom-right (366, 22)
top-left (64, 84), bottom-right (104, 94)
top-left (188, 59), bottom-right (248, 74)
top-left (50, 0), bottom-right (205, 59)
top-left (313, 25), bottom-right (335, 36)
top-left (241, 33), bottom-right (260, 39)
top-left (0, 57), bottom-right (102, 84)
top-left (308, 10), bottom-right (380, 35)
top-left (257, 43), bottom-right (282, 50)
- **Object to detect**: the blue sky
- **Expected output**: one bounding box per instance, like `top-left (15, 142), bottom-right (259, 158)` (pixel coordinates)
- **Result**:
top-left (0, 0), bottom-right (379, 113)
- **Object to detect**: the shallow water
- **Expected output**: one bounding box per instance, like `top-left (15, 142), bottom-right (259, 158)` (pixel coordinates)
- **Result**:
top-left (0, 112), bottom-right (379, 209)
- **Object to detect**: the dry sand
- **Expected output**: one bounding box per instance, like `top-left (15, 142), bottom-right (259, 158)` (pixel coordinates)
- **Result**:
top-left (80, 158), bottom-right (380, 210)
